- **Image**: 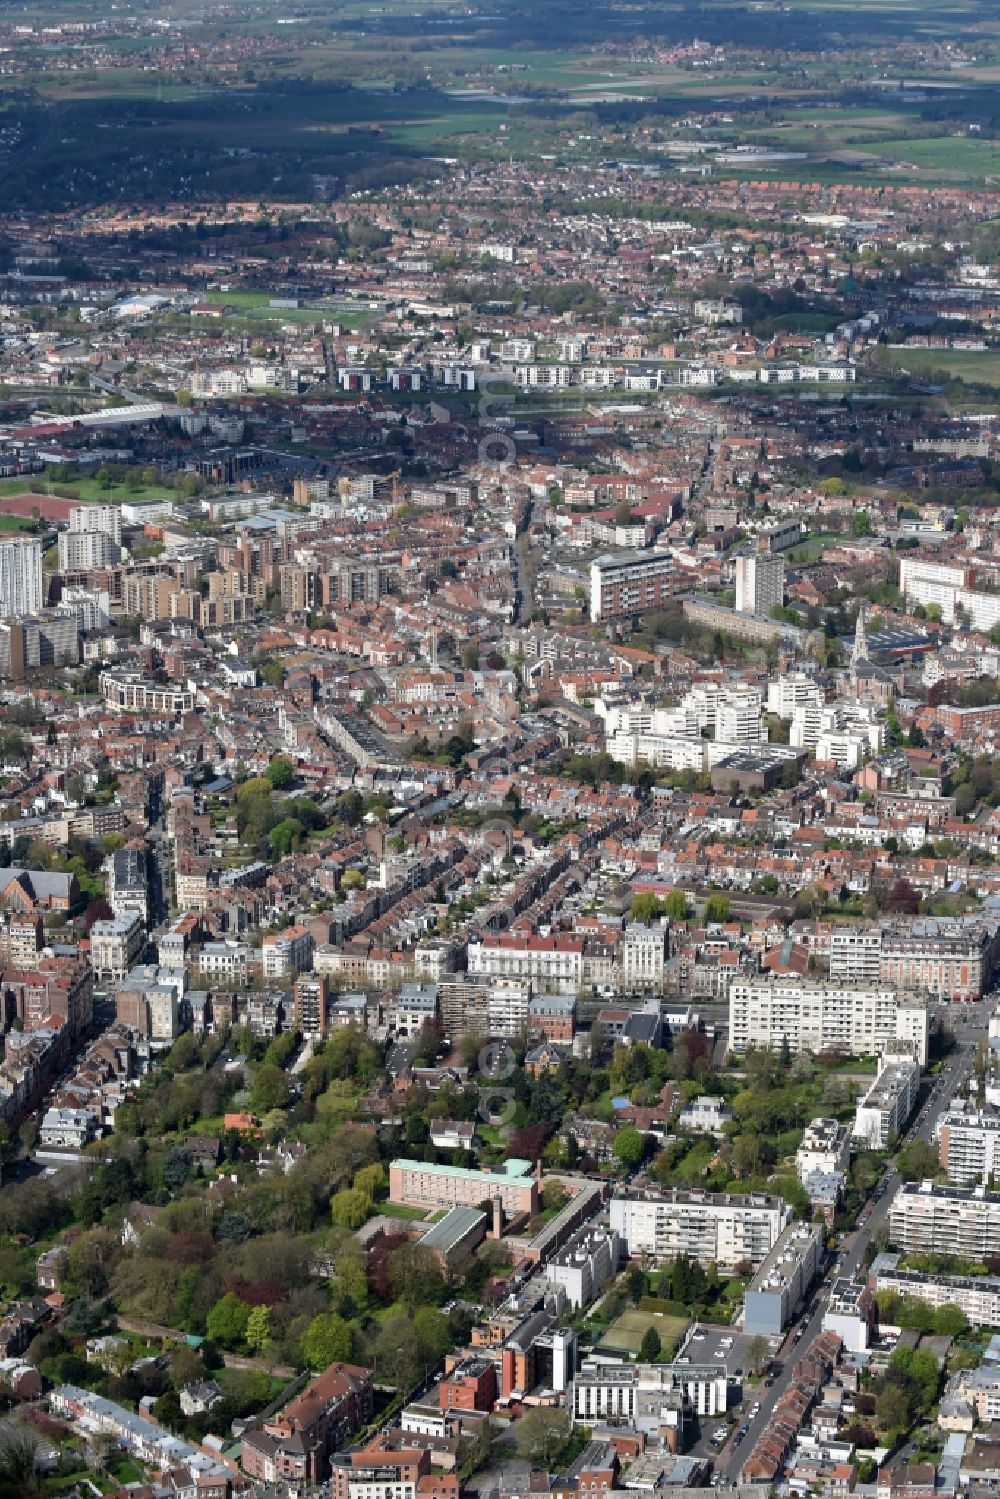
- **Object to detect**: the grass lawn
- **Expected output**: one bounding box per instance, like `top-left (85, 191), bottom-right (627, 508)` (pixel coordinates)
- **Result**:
top-left (598, 1307), bottom-right (689, 1357)
top-left (111, 1459), bottom-right (146, 1484)
top-left (206, 290), bottom-right (375, 330)
top-left (0, 477), bottom-right (176, 505)
top-left (380, 1202), bottom-right (432, 1220)
top-left (0, 513), bottom-right (39, 531)
top-left (877, 347), bottom-right (1000, 389)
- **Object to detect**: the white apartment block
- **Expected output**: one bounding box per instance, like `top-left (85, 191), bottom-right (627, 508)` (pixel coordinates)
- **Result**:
top-left (89, 914), bottom-right (145, 982)
top-left (890, 1181), bottom-right (1000, 1259)
top-left (570, 1359), bottom-right (730, 1425)
top-left (728, 978), bottom-right (927, 1065)
top-left (69, 504), bottom-right (122, 543)
top-left (621, 923), bottom-right (666, 990)
top-left (792, 702), bottom-right (885, 765)
top-left (542, 1224), bottom-right (620, 1309)
top-left (796, 1118), bottom-right (851, 1181)
top-left (716, 688), bottom-right (766, 745)
top-left (938, 1104), bottom-right (1000, 1186)
top-left (828, 928), bottom-right (883, 986)
top-left (57, 530), bottom-right (121, 572)
top-left (610, 1187), bottom-right (790, 1271)
top-left (871, 1256), bottom-right (1000, 1329)
top-left (899, 556), bottom-right (1000, 631)
top-left (0, 537), bottom-right (42, 619)
top-left (852, 1054), bottom-right (920, 1149)
top-left (467, 934), bottom-right (584, 994)
top-left (766, 672), bottom-right (823, 720)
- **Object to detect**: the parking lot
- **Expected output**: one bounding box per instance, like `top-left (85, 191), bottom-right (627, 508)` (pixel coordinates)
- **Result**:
top-left (677, 1323), bottom-right (778, 1382)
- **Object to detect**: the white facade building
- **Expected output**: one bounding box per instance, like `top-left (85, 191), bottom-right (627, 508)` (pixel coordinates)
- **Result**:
top-left (0, 537), bottom-right (42, 619)
top-left (728, 978), bottom-right (927, 1065)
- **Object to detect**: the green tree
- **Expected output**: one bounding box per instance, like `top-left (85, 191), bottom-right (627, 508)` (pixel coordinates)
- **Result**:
top-left (613, 1125), bottom-right (647, 1170)
top-left (331, 1187), bottom-right (372, 1231)
top-left (245, 1304), bottom-right (272, 1355)
top-left (639, 1325), bottom-right (661, 1363)
top-left (746, 1334), bottom-right (770, 1373)
top-left (630, 892), bottom-right (664, 923)
top-left (704, 894), bottom-right (731, 924)
top-left (896, 1139), bottom-right (940, 1182)
top-left (514, 1406), bottom-right (571, 1466)
top-left (252, 1064), bottom-right (290, 1113)
top-left (663, 889), bottom-right (689, 920)
top-left (301, 1311), bottom-right (353, 1368)
top-left (266, 756), bottom-right (295, 790)
top-left (934, 1303), bottom-right (968, 1337)
top-left (852, 511), bottom-right (872, 537)
top-left (206, 1291), bottom-right (250, 1349)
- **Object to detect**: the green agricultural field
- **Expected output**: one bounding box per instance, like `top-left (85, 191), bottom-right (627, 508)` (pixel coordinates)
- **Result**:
top-left (598, 1307), bottom-right (689, 1357)
top-left (869, 134), bottom-right (1000, 180)
top-left (877, 347), bottom-right (1000, 388)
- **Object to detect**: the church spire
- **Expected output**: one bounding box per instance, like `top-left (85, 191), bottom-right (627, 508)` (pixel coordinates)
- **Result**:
top-left (852, 602), bottom-right (869, 667)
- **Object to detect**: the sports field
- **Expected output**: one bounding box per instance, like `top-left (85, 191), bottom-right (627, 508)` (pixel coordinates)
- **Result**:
top-left (598, 1307), bottom-right (689, 1357)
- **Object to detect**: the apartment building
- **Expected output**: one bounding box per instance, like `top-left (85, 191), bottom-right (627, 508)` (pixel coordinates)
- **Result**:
top-left (610, 1187), bottom-right (790, 1271)
top-left (728, 978), bottom-right (928, 1065)
top-left (89, 914), bottom-right (144, 982)
top-left (828, 922), bottom-right (994, 1001)
top-left (542, 1224), bottom-right (620, 1310)
top-left (436, 974), bottom-right (530, 1040)
top-left (870, 1251), bottom-right (1000, 1329)
top-left (389, 1158), bottom-right (539, 1217)
top-left (262, 925), bottom-right (314, 980)
top-left (294, 974), bottom-right (329, 1039)
top-left (743, 1221), bottom-right (823, 1336)
top-left (69, 504), bottom-right (123, 544)
top-left (570, 1359), bottom-right (730, 1426)
top-left (590, 550), bottom-right (673, 624)
top-left (938, 1104), bottom-right (1000, 1186)
top-left (890, 1181), bottom-right (1000, 1259)
top-left (58, 530), bottom-right (120, 572)
top-left (852, 1055), bottom-right (920, 1149)
top-left (734, 554), bottom-right (784, 617)
top-left (828, 928), bottom-right (883, 986)
top-left (620, 923), bottom-right (667, 990)
top-left (879, 920), bottom-right (995, 1002)
top-left (796, 1119), bottom-right (851, 1181)
top-left (241, 1362), bottom-right (373, 1485)
top-left (0, 537), bottom-right (42, 619)
top-left (106, 846), bottom-right (148, 925)
top-left (467, 934), bottom-right (584, 995)
top-left (100, 671), bottom-right (195, 715)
